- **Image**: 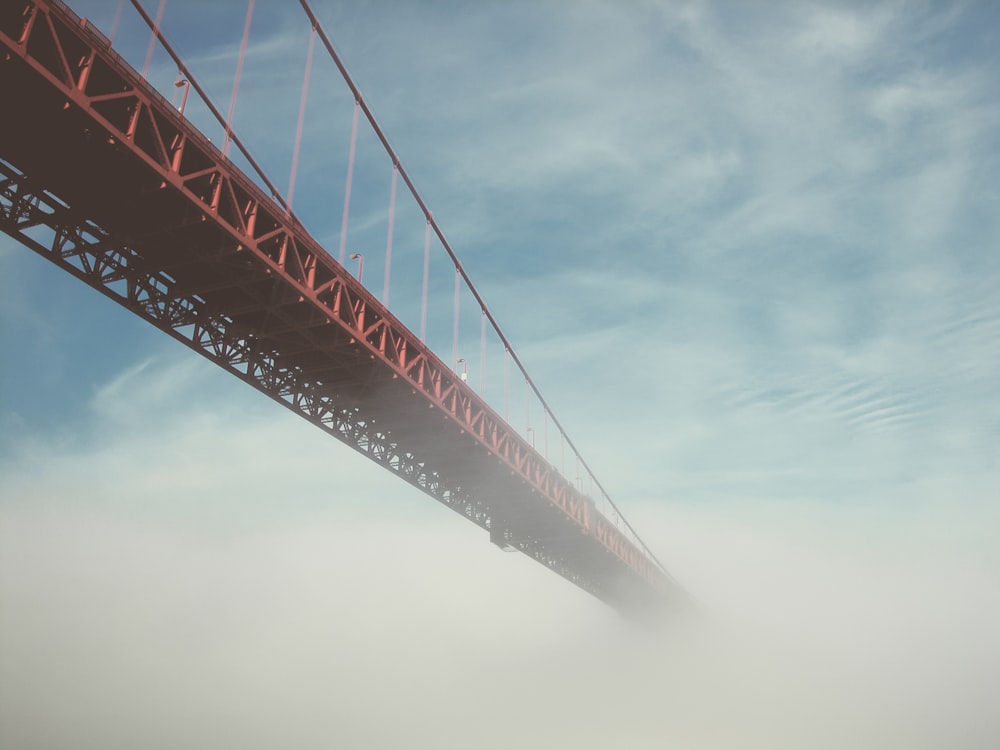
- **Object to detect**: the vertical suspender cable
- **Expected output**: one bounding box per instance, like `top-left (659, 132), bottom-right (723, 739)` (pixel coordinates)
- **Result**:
top-left (110, 0), bottom-right (125, 43)
top-left (524, 378), bottom-right (535, 438)
top-left (287, 25), bottom-right (316, 211)
top-left (338, 100), bottom-right (360, 264)
top-left (525, 379), bottom-right (530, 434)
top-left (420, 219), bottom-right (430, 342)
top-left (128, 0), bottom-right (291, 215)
top-left (480, 310), bottom-right (486, 393)
top-left (544, 409), bottom-right (548, 459)
top-left (503, 348), bottom-right (510, 422)
top-left (141, 0), bottom-right (167, 79)
top-left (452, 267), bottom-right (460, 370)
top-left (297, 0), bottom-right (669, 574)
top-left (383, 164), bottom-right (398, 305)
top-left (223, 0), bottom-right (255, 157)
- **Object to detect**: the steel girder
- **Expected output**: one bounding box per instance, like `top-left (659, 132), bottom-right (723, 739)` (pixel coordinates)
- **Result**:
top-left (0, 0), bottom-right (677, 614)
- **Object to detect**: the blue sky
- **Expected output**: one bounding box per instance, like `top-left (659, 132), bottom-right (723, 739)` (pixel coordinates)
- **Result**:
top-left (2, 1), bottom-right (999, 748)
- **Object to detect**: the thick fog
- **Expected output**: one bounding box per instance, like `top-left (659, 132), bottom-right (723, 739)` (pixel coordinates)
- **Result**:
top-left (2, 359), bottom-right (997, 749)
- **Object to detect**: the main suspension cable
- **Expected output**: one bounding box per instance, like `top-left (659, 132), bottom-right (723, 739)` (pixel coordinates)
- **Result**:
top-left (296, 0), bottom-right (669, 573)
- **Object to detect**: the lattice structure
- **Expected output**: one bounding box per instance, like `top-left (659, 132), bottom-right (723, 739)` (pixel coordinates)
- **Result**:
top-left (0, 0), bottom-right (680, 615)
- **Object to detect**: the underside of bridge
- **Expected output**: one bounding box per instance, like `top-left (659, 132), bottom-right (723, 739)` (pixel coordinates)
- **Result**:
top-left (0, 0), bottom-right (683, 618)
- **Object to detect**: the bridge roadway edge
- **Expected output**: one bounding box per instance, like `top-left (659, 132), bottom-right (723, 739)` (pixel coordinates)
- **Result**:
top-left (0, 0), bottom-right (682, 618)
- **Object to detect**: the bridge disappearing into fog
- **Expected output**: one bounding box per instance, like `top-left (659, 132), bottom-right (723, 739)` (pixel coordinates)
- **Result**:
top-left (0, 0), bottom-right (682, 615)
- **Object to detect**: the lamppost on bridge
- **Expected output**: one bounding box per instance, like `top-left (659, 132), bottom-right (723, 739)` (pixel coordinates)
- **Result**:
top-left (456, 357), bottom-right (468, 382)
top-left (349, 252), bottom-right (364, 283)
top-left (174, 78), bottom-right (190, 115)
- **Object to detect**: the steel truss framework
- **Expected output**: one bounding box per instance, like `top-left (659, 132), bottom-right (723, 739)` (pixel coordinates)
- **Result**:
top-left (0, 0), bottom-right (677, 614)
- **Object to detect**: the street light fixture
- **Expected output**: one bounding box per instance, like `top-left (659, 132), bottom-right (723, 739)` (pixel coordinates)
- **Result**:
top-left (349, 252), bottom-right (364, 283)
top-left (456, 357), bottom-right (467, 382)
top-left (174, 78), bottom-right (190, 115)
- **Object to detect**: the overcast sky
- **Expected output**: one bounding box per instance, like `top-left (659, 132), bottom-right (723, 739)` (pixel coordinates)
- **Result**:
top-left (2, 1), bottom-right (999, 748)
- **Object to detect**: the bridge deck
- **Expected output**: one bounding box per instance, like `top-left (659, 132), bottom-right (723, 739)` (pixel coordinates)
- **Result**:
top-left (0, 0), bottom-right (680, 615)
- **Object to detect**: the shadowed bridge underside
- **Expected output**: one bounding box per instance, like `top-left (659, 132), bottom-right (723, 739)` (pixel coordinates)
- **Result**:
top-left (0, 0), bottom-right (681, 616)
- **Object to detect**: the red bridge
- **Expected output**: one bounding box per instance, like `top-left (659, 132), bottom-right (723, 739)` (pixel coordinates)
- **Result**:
top-left (0, 0), bottom-right (683, 616)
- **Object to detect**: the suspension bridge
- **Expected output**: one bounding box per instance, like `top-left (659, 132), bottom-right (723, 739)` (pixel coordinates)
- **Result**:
top-left (0, 0), bottom-right (684, 616)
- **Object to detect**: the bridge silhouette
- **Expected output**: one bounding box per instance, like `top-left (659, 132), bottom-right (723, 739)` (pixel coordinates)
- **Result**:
top-left (1, 0), bottom-right (683, 615)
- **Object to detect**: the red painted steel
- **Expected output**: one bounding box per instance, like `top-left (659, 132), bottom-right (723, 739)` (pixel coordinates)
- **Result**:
top-left (480, 310), bottom-right (486, 393)
top-left (222, 0), bottom-right (253, 158)
top-left (0, 0), bottom-right (682, 615)
top-left (296, 0), bottom-right (665, 571)
top-left (420, 218), bottom-right (430, 341)
top-left (452, 268), bottom-right (460, 369)
top-left (109, 0), bottom-right (123, 43)
top-left (338, 100), bottom-right (359, 265)
top-left (383, 165), bottom-right (397, 305)
top-left (140, 0), bottom-right (164, 79)
top-left (287, 25), bottom-right (315, 210)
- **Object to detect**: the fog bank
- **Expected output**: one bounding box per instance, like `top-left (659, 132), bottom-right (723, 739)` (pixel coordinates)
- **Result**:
top-left (2, 482), bottom-right (997, 749)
